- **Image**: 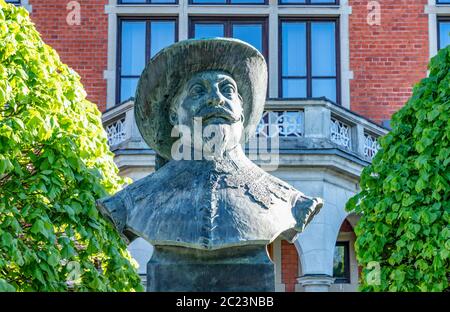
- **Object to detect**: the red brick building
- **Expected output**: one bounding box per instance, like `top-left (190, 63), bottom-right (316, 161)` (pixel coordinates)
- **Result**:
top-left (11, 0), bottom-right (450, 291)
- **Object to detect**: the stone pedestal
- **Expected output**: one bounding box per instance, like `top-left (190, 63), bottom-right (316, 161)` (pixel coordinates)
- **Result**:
top-left (297, 274), bottom-right (335, 292)
top-left (147, 245), bottom-right (275, 292)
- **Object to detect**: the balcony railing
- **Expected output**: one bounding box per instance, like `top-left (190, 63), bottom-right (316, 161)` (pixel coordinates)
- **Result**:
top-left (102, 98), bottom-right (388, 163)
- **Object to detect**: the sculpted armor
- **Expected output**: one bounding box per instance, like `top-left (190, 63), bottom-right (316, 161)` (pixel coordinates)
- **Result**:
top-left (98, 147), bottom-right (321, 250)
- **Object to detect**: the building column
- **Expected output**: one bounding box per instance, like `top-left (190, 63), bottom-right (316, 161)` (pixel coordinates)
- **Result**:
top-left (268, 0), bottom-right (278, 98)
top-left (21, 0), bottom-right (32, 13)
top-left (297, 274), bottom-right (335, 292)
top-left (273, 238), bottom-right (286, 292)
top-left (104, 0), bottom-right (118, 109)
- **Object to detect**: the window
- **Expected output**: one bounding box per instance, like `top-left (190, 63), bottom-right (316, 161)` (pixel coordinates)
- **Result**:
top-left (190, 17), bottom-right (268, 59)
top-left (438, 18), bottom-right (450, 50)
top-left (279, 0), bottom-right (338, 4)
top-left (5, 0), bottom-right (20, 4)
top-left (117, 18), bottom-right (177, 104)
top-left (436, 0), bottom-right (450, 4)
top-left (190, 0), bottom-right (266, 4)
top-left (333, 242), bottom-right (350, 283)
top-left (118, 0), bottom-right (177, 4)
top-left (280, 19), bottom-right (339, 104)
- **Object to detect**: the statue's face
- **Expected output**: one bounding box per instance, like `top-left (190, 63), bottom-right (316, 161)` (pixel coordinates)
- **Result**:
top-left (170, 71), bottom-right (244, 130)
top-left (170, 71), bottom-right (244, 157)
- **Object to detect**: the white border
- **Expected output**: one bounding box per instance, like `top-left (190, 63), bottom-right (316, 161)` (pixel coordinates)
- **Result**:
top-left (20, 0), bottom-right (32, 12)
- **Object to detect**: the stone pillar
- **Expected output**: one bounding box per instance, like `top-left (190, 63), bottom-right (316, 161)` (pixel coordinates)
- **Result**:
top-left (147, 245), bottom-right (275, 292)
top-left (354, 124), bottom-right (365, 156)
top-left (304, 105), bottom-right (331, 139)
top-left (297, 274), bottom-right (335, 292)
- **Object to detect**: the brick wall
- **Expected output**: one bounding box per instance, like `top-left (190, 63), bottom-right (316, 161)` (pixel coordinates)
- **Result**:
top-left (25, 0), bottom-right (432, 122)
top-left (28, 0), bottom-right (109, 111)
top-left (339, 219), bottom-right (354, 232)
top-left (349, 0), bottom-right (429, 124)
top-left (281, 240), bottom-right (299, 292)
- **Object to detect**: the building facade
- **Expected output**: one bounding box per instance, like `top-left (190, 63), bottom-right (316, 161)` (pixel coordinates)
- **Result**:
top-left (11, 0), bottom-right (450, 291)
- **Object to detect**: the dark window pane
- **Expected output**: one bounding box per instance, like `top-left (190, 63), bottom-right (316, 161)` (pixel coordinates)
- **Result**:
top-left (120, 78), bottom-right (139, 102)
top-left (150, 21), bottom-right (176, 57)
top-left (333, 245), bottom-right (346, 278)
top-left (312, 78), bottom-right (336, 102)
top-left (311, 22), bottom-right (336, 76)
top-left (279, 0), bottom-right (306, 3)
top-left (194, 24), bottom-right (225, 39)
top-left (121, 21), bottom-right (146, 76)
top-left (439, 22), bottom-right (450, 50)
top-left (232, 24), bottom-right (263, 53)
top-left (437, 0), bottom-right (450, 3)
top-left (282, 22), bottom-right (307, 77)
top-left (333, 242), bottom-right (350, 283)
top-left (282, 79), bottom-right (307, 98)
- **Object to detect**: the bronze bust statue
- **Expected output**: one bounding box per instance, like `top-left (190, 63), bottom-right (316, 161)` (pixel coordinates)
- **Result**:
top-left (97, 38), bottom-right (323, 291)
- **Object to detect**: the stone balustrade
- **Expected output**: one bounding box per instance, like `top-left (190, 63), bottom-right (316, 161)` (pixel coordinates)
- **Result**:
top-left (102, 98), bottom-right (388, 177)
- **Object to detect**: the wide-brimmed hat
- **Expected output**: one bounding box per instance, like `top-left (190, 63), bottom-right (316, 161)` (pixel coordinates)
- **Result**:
top-left (134, 38), bottom-right (268, 160)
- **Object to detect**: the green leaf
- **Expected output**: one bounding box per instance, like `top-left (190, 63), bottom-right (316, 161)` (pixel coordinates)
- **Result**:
top-left (0, 279), bottom-right (16, 292)
top-left (47, 253), bottom-right (59, 266)
top-left (61, 244), bottom-right (75, 259)
top-left (30, 220), bottom-right (45, 235)
top-left (1, 232), bottom-right (13, 247)
top-left (347, 45), bottom-right (450, 292)
top-left (0, 157), bottom-right (13, 175)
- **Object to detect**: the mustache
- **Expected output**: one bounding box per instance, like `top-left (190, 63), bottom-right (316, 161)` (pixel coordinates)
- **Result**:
top-left (195, 107), bottom-right (240, 122)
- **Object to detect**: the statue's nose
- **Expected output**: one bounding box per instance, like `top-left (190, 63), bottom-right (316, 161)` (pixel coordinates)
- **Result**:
top-left (207, 89), bottom-right (225, 107)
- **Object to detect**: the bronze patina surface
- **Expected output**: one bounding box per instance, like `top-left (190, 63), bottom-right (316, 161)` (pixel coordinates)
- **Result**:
top-left (97, 38), bottom-right (323, 291)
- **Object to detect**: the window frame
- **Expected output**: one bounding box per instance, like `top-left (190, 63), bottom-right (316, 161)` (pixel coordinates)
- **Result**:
top-left (116, 16), bottom-right (178, 105)
top-left (278, 17), bottom-right (340, 104)
top-left (188, 16), bottom-right (269, 60)
top-left (333, 241), bottom-right (350, 284)
top-left (117, 0), bottom-right (179, 4)
top-left (437, 17), bottom-right (450, 50)
top-left (278, 0), bottom-right (339, 5)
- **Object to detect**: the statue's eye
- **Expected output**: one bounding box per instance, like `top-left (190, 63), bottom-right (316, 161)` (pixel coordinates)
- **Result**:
top-left (190, 85), bottom-right (205, 98)
top-left (221, 84), bottom-right (236, 96)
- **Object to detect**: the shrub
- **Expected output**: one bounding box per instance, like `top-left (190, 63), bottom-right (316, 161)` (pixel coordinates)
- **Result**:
top-left (0, 0), bottom-right (142, 291)
top-left (346, 46), bottom-right (450, 292)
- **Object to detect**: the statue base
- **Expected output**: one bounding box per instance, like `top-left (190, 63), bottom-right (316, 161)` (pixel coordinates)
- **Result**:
top-left (147, 245), bottom-right (274, 292)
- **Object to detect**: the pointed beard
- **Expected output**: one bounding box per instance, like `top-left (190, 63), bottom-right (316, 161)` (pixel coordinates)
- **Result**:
top-left (202, 123), bottom-right (241, 159)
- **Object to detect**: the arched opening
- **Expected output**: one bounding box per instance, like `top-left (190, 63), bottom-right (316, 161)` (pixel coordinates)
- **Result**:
top-left (267, 237), bottom-right (303, 292)
top-left (329, 216), bottom-right (359, 292)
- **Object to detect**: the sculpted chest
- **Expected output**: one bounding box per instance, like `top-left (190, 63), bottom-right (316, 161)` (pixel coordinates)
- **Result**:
top-left (98, 157), bottom-right (316, 250)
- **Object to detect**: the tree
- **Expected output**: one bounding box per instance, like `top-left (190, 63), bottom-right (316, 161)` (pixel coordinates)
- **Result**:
top-left (0, 1), bottom-right (143, 291)
top-left (346, 46), bottom-right (450, 292)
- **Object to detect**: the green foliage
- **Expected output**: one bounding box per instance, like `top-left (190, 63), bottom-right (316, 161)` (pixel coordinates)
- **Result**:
top-left (0, 1), bottom-right (142, 291)
top-left (346, 46), bottom-right (450, 292)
